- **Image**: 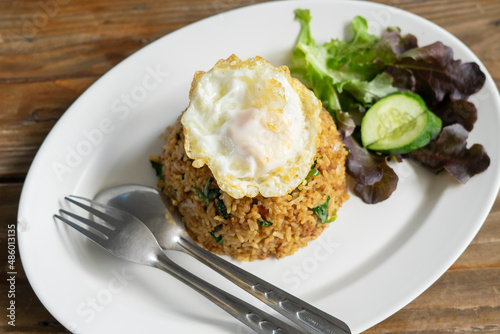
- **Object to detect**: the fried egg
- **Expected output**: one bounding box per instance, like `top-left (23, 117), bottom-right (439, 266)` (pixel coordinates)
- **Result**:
top-left (181, 55), bottom-right (322, 199)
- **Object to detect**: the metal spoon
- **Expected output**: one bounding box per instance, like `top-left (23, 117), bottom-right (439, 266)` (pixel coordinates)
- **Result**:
top-left (94, 184), bottom-right (351, 334)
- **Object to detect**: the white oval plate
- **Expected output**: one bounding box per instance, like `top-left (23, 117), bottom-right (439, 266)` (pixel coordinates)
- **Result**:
top-left (18, 0), bottom-right (500, 333)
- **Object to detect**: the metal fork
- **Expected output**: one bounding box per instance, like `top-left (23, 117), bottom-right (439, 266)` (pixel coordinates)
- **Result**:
top-left (54, 196), bottom-right (305, 334)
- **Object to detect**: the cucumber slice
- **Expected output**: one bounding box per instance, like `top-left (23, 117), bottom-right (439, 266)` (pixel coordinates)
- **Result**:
top-left (361, 91), bottom-right (442, 154)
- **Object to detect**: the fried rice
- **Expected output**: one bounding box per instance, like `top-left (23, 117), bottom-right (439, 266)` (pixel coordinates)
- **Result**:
top-left (152, 108), bottom-right (349, 261)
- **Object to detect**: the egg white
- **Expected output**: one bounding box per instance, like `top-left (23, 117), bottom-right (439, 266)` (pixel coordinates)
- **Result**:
top-left (181, 55), bottom-right (322, 199)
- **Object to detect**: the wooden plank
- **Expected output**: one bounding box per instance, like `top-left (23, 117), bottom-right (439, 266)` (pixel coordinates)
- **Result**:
top-left (0, 0), bottom-right (272, 81)
top-left (0, 77), bottom-right (98, 178)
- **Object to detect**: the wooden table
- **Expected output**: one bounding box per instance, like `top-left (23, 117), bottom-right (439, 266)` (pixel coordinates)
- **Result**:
top-left (1, 0), bottom-right (499, 333)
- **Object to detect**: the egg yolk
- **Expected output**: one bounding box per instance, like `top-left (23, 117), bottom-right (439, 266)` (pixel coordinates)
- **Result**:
top-left (225, 107), bottom-right (297, 178)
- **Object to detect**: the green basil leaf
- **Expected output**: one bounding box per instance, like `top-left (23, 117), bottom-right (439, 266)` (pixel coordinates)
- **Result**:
top-left (193, 187), bottom-right (209, 206)
top-left (258, 219), bottom-right (273, 227)
top-left (210, 224), bottom-right (223, 244)
top-left (313, 195), bottom-right (331, 224)
top-left (306, 168), bottom-right (320, 179)
top-left (216, 199), bottom-right (230, 219)
top-left (150, 160), bottom-right (164, 181)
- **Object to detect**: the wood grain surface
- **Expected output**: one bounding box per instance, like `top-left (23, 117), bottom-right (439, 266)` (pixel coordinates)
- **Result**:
top-left (1, 0), bottom-right (499, 333)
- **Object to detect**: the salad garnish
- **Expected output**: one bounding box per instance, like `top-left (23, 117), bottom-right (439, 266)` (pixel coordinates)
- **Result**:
top-left (291, 9), bottom-right (490, 203)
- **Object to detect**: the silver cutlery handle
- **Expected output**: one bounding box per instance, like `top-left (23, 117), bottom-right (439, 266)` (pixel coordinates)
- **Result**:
top-left (153, 253), bottom-right (304, 334)
top-left (178, 237), bottom-right (350, 334)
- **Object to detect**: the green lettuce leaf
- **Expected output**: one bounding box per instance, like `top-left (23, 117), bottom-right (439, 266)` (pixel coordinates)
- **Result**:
top-left (291, 9), bottom-right (404, 115)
